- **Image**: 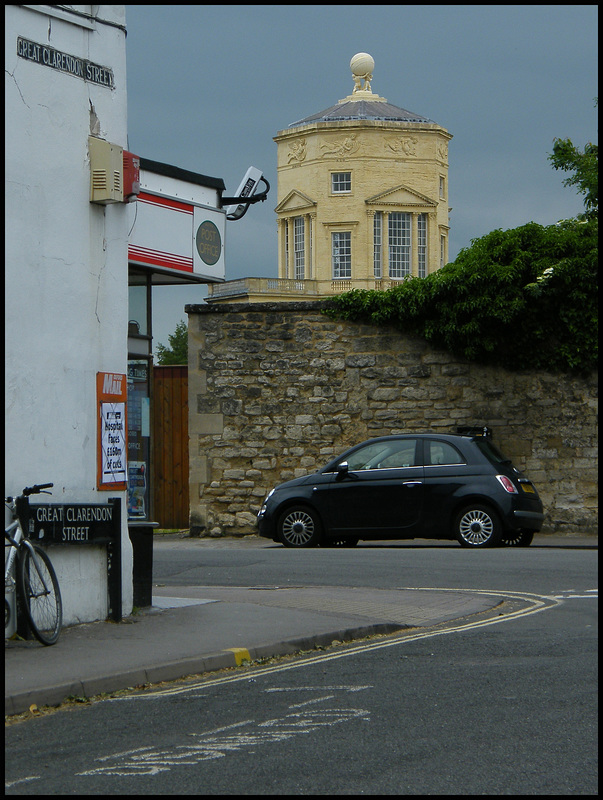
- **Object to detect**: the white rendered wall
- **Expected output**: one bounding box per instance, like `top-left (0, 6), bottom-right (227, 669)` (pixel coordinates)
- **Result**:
top-left (5, 5), bottom-right (133, 623)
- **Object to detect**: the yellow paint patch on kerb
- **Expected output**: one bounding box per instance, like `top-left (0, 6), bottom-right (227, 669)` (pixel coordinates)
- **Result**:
top-left (225, 647), bottom-right (251, 666)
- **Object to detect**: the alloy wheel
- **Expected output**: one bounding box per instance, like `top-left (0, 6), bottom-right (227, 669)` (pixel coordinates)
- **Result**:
top-left (456, 506), bottom-right (500, 547)
top-left (279, 508), bottom-right (320, 547)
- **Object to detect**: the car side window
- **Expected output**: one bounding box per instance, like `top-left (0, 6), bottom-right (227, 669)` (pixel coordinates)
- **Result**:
top-left (426, 440), bottom-right (466, 466)
top-left (379, 442), bottom-right (418, 468)
top-left (344, 440), bottom-right (418, 471)
top-left (345, 443), bottom-right (385, 471)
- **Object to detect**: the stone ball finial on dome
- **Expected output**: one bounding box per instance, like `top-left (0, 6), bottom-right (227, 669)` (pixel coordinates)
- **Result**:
top-left (350, 52), bottom-right (375, 93)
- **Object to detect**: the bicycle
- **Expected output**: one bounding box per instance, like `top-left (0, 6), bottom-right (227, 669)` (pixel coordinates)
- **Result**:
top-left (5, 484), bottom-right (63, 646)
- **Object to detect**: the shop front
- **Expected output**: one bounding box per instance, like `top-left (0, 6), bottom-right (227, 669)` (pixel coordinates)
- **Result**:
top-left (126, 159), bottom-right (226, 601)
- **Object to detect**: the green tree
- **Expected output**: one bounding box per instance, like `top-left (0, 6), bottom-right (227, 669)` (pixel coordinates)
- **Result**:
top-left (548, 100), bottom-right (598, 220)
top-left (155, 319), bottom-right (188, 365)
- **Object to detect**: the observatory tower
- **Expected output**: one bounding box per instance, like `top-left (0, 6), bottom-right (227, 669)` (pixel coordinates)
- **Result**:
top-left (273, 53), bottom-right (452, 293)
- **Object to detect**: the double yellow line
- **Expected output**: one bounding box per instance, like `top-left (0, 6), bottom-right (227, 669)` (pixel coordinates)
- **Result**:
top-left (122, 588), bottom-right (561, 700)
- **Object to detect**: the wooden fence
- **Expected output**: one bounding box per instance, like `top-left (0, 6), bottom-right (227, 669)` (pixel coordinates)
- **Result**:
top-left (152, 365), bottom-right (189, 529)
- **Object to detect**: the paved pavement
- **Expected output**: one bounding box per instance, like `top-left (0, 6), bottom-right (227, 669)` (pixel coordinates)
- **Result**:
top-left (4, 533), bottom-right (594, 716)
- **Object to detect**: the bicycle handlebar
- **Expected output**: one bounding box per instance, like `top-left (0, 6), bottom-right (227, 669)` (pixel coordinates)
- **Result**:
top-left (22, 483), bottom-right (54, 496)
top-left (5, 484), bottom-right (54, 504)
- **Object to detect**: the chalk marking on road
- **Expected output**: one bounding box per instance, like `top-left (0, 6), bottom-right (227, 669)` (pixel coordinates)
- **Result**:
top-left (76, 707), bottom-right (370, 777)
top-left (189, 720), bottom-right (255, 737)
top-left (110, 588), bottom-right (561, 701)
top-left (265, 685), bottom-right (372, 693)
top-left (287, 694), bottom-right (335, 708)
top-left (96, 746), bottom-right (156, 762)
top-left (4, 776), bottom-right (41, 789)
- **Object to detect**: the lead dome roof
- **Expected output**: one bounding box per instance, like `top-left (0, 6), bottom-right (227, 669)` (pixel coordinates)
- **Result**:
top-left (287, 53), bottom-right (437, 129)
top-left (288, 100), bottom-right (435, 128)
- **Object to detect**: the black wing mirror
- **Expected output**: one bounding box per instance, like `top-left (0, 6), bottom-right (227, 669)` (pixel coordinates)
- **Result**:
top-left (335, 461), bottom-right (349, 478)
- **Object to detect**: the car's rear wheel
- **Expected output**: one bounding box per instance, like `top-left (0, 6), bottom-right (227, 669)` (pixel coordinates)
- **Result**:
top-left (277, 505), bottom-right (322, 548)
top-left (500, 530), bottom-right (534, 547)
top-left (321, 537), bottom-right (359, 547)
top-left (455, 504), bottom-right (502, 548)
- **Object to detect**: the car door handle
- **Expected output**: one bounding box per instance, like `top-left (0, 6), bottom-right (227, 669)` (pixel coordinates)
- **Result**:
top-left (402, 481), bottom-right (422, 487)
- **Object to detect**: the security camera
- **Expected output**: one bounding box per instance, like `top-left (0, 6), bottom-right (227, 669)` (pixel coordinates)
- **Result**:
top-left (223, 166), bottom-right (270, 221)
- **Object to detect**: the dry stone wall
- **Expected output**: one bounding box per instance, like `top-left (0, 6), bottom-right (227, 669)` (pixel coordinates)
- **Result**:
top-left (186, 301), bottom-right (598, 536)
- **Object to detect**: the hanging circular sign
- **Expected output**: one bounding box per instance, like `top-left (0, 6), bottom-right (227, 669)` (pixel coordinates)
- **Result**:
top-left (196, 220), bottom-right (222, 266)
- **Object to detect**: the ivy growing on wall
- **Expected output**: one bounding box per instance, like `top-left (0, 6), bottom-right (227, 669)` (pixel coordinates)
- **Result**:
top-left (323, 218), bottom-right (598, 373)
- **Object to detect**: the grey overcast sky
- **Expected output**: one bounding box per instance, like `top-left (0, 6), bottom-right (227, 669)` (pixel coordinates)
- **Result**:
top-left (124, 4), bottom-right (598, 354)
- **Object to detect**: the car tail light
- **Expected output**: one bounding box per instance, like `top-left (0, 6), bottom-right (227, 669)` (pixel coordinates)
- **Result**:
top-left (496, 475), bottom-right (518, 494)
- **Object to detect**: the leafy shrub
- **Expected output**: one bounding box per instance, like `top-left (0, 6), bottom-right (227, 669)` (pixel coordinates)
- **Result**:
top-left (323, 219), bottom-right (597, 373)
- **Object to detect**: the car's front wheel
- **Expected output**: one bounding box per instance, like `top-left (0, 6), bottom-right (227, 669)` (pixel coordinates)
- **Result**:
top-left (454, 504), bottom-right (502, 548)
top-left (277, 505), bottom-right (322, 548)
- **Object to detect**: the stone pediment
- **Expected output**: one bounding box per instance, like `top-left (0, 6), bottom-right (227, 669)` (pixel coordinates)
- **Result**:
top-left (366, 184), bottom-right (437, 208)
top-left (275, 190), bottom-right (317, 214)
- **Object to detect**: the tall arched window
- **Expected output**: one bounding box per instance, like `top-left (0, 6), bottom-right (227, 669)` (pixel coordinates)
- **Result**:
top-left (389, 213), bottom-right (411, 278)
top-left (332, 232), bottom-right (351, 278)
top-left (417, 214), bottom-right (427, 278)
top-left (294, 216), bottom-right (305, 279)
top-left (373, 212), bottom-right (383, 278)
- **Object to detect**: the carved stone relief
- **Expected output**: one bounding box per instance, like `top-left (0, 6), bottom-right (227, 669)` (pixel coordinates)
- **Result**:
top-left (319, 133), bottom-right (361, 158)
top-left (384, 136), bottom-right (418, 156)
top-left (287, 138), bottom-right (307, 163)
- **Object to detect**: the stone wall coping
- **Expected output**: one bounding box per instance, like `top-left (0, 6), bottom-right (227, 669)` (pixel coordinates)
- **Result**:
top-left (185, 300), bottom-right (334, 315)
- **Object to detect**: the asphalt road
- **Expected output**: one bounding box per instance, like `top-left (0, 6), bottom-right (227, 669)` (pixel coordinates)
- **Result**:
top-left (5, 536), bottom-right (598, 795)
top-left (152, 533), bottom-right (595, 598)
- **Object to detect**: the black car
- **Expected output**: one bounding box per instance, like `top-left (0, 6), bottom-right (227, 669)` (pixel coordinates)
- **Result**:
top-left (257, 431), bottom-right (544, 548)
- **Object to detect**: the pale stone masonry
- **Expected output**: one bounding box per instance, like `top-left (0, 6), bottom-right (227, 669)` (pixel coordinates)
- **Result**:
top-left (186, 301), bottom-right (598, 536)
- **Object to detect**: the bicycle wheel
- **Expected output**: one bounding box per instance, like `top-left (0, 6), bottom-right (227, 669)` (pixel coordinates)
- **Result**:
top-left (17, 544), bottom-right (62, 645)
